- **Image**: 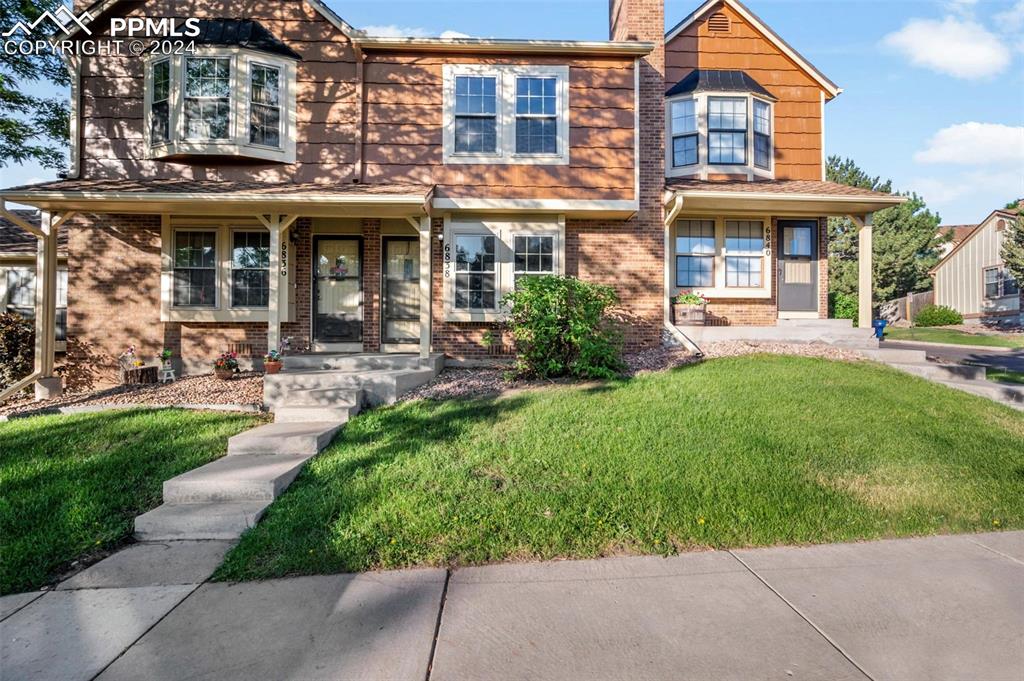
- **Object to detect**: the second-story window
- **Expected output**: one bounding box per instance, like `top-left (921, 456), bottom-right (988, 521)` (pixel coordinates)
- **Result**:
top-left (151, 59), bottom-right (171, 144)
top-left (515, 77), bottom-right (558, 154)
top-left (753, 99), bottom-right (771, 170)
top-left (184, 57), bottom-right (231, 140)
top-left (454, 76), bottom-right (498, 154)
top-left (250, 64), bottom-right (281, 148)
top-left (708, 97), bottom-right (746, 165)
top-left (671, 99), bottom-right (698, 167)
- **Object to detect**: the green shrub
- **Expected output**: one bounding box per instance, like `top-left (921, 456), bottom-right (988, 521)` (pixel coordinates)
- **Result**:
top-left (502, 276), bottom-right (624, 380)
top-left (829, 292), bottom-right (859, 324)
top-left (0, 313), bottom-right (34, 390)
top-left (914, 304), bottom-right (963, 327)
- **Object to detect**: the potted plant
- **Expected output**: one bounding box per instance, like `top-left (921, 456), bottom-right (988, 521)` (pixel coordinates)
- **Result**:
top-left (673, 291), bottom-right (708, 326)
top-left (264, 349), bottom-right (283, 375)
top-left (213, 351), bottom-right (239, 380)
top-left (160, 348), bottom-right (173, 367)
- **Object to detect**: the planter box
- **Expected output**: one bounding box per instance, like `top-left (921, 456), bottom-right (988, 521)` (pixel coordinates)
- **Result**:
top-left (673, 303), bottom-right (707, 326)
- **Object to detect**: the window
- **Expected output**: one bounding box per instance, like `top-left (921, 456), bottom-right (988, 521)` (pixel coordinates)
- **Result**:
top-left (676, 220), bottom-right (715, 287)
top-left (515, 77), bottom-right (558, 154)
top-left (454, 235), bottom-right (497, 310)
top-left (708, 97), bottom-right (746, 165)
top-left (444, 65), bottom-right (569, 164)
top-left (151, 59), bottom-right (171, 144)
top-left (249, 64), bottom-right (281, 148)
top-left (173, 231), bottom-right (217, 307)
top-left (454, 75), bottom-right (497, 154)
top-left (753, 99), bottom-right (771, 170)
top-left (671, 99), bottom-right (698, 167)
top-left (985, 267), bottom-right (1020, 299)
top-left (513, 235), bottom-right (555, 286)
top-left (725, 221), bottom-right (764, 288)
top-left (184, 57), bottom-right (231, 140)
top-left (783, 226), bottom-right (813, 257)
top-left (231, 231), bottom-right (270, 307)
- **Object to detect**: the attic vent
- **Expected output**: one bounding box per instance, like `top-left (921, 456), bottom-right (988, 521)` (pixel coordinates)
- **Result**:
top-left (707, 12), bottom-right (730, 33)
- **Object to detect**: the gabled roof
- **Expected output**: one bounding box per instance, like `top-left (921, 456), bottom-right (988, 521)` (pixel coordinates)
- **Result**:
top-left (0, 210), bottom-right (68, 258)
top-left (666, 69), bottom-right (776, 99)
top-left (65, 0), bottom-right (361, 41)
top-left (937, 224), bottom-right (979, 246)
top-left (190, 19), bottom-right (302, 60)
top-left (666, 0), bottom-right (841, 99)
top-left (931, 208), bottom-right (1020, 274)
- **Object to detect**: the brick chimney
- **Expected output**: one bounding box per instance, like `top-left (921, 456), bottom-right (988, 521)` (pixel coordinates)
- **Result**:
top-left (610, 0), bottom-right (667, 348)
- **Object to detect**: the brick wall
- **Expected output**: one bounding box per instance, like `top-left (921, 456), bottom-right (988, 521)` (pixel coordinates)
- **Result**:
top-left (361, 219), bottom-right (382, 352)
top-left (818, 217), bottom-right (830, 319)
top-left (281, 218), bottom-right (312, 351)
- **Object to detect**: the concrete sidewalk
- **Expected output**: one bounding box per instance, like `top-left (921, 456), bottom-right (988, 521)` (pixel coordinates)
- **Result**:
top-left (2, 532), bottom-right (1021, 681)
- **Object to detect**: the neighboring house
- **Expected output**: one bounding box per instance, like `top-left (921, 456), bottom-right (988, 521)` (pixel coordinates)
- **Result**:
top-left (0, 211), bottom-right (69, 352)
top-left (0, 0), bottom-right (901, 388)
top-left (936, 224), bottom-right (978, 258)
top-left (931, 207), bottom-right (1022, 325)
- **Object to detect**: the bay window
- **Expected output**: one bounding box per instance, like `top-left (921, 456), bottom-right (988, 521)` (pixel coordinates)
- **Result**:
top-left (671, 99), bottom-right (698, 167)
top-left (753, 99), bottom-right (772, 170)
top-left (145, 49), bottom-right (296, 163)
top-left (443, 64), bottom-right (569, 165)
top-left (666, 91), bottom-right (775, 179)
top-left (676, 220), bottom-right (715, 287)
top-left (708, 97), bottom-right (747, 165)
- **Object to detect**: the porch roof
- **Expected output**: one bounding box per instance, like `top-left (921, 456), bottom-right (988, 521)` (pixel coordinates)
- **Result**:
top-left (0, 179), bottom-right (434, 218)
top-left (665, 179), bottom-right (906, 216)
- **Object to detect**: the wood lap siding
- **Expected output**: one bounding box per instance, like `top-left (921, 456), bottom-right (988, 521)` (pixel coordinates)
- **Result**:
top-left (362, 54), bottom-right (636, 200)
top-left (75, 0), bottom-right (636, 200)
top-left (665, 2), bottom-right (824, 181)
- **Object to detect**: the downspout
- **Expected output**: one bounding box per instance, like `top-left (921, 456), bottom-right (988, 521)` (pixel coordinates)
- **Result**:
top-left (353, 44), bottom-right (366, 184)
top-left (64, 54), bottom-right (82, 179)
top-left (662, 193), bottom-right (703, 356)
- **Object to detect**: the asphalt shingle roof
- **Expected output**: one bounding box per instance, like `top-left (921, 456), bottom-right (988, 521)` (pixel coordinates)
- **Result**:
top-left (666, 178), bottom-right (897, 199)
top-left (0, 210), bottom-right (67, 256)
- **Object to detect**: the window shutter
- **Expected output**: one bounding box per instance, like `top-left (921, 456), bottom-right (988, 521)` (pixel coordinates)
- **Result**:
top-left (707, 12), bottom-right (730, 33)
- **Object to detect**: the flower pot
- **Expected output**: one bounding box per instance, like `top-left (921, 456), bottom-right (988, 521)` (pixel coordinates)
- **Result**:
top-left (264, 360), bottom-right (282, 375)
top-left (214, 368), bottom-right (234, 381)
top-left (673, 303), bottom-right (707, 326)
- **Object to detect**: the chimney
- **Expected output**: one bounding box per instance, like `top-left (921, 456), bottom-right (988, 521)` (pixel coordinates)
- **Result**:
top-left (609, 0), bottom-right (667, 349)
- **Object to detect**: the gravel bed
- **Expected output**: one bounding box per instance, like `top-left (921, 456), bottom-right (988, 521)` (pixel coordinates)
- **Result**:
top-left (401, 342), bottom-right (861, 402)
top-left (0, 372), bottom-right (265, 418)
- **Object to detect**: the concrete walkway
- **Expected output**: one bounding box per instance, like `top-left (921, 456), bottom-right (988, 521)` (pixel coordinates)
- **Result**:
top-left (883, 340), bottom-right (1024, 373)
top-left (2, 532), bottom-right (1021, 681)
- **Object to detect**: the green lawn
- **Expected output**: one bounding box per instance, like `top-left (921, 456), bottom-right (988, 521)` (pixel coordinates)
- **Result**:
top-left (885, 327), bottom-right (1024, 349)
top-left (215, 356), bottom-right (1024, 582)
top-left (0, 409), bottom-right (262, 594)
top-left (986, 368), bottom-right (1024, 385)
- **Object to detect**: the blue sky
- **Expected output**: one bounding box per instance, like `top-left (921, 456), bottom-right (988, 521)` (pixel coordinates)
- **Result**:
top-left (2, 0), bottom-right (1022, 224)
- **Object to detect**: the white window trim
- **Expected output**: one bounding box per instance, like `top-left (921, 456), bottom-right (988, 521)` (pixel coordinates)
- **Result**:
top-left (144, 47), bottom-right (297, 164)
top-left (443, 64), bottom-right (570, 166)
top-left (983, 265), bottom-right (1019, 300)
top-left (672, 216), bottom-right (773, 299)
top-left (442, 215), bottom-right (566, 322)
top-left (160, 217), bottom-right (293, 323)
top-left (665, 92), bottom-right (775, 181)
top-left (230, 228), bottom-right (272, 310)
top-left (247, 60), bottom-right (285, 151)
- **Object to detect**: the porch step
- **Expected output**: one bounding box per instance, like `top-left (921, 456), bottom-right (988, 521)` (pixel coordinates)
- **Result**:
top-left (777, 318), bottom-right (854, 329)
top-left (163, 453), bottom-right (314, 504)
top-left (227, 421), bottom-right (343, 456)
top-left (134, 501), bottom-right (270, 541)
top-left (856, 348), bottom-right (928, 363)
top-left (887, 362), bottom-right (988, 383)
top-left (274, 404), bottom-right (360, 423)
top-left (681, 324), bottom-right (876, 346)
top-left (265, 367), bottom-right (440, 407)
top-left (282, 353), bottom-right (445, 373)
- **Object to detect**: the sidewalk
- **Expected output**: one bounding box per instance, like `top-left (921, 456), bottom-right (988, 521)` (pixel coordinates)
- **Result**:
top-left (2, 532), bottom-right (1022, 681)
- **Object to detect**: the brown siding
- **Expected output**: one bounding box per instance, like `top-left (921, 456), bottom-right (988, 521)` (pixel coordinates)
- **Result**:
top-left (665, 1), bottom-right (825, 181)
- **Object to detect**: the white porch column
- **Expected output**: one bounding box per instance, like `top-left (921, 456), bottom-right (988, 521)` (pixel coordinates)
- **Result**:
top-left (418, 216), bottom-right (432, 360)
top-left (34, 211), bottom-right (61, 399)
top-left (263, 215), bottom-right (283, 355)
top-left (856, 213), bottom-right (874, 329)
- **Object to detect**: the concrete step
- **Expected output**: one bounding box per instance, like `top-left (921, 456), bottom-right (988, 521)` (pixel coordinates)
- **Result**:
top-left (274, 404), bottom-right (359, 423)
top-left (163, 454), bottom-right (314, 503)
top-left (777, 318), bottom-right (854, 329)
top-left (857, 348), bottom-right (929, 363)
top-left (888, 362), bottom-right (988, 382)
top-left (264, 367), bottom-right (439, 407)
top-left (134, 501), bottom-right (270, 541)
top-left (227, 421), bottom-right (343, 456)
top-left (275, 387), bottom-right (362, 408)
top-left (936, 379), bottom-right (1024, 409)
top-left (282, 353), bottom-right (445, 373)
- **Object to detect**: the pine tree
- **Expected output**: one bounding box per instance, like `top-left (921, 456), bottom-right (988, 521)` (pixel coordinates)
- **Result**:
top-left (1001, 212), bottom-right (1024, 290)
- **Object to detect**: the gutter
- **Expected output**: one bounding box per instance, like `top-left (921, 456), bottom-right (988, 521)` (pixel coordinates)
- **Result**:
top-left (356, 36), bottom-right (656, 56)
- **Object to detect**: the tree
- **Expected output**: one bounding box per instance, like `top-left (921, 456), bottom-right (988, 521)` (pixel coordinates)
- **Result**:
top-left (826, 155), bottom-right (945, 304)
top-left (0, 0), bottom-right (71, 169)
top-left (1001, 213), bottom-right (1024, 290)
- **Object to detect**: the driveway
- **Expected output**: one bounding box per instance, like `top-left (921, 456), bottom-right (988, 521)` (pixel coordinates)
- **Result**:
top-left (882, 340), bottom-right (1024, 372)
top-left (2, 532), bottom-right (1022, 681)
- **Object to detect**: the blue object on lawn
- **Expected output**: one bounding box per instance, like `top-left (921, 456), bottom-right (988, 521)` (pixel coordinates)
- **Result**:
top-left (872, 319), bottom-right (887, 339)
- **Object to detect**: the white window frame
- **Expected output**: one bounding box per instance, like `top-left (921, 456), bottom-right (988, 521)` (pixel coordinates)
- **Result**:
top-left (724, 219), bottom-right (766, 289)
top-left (247, 61), bottom-right (284, 150)
top-left (671, 216), bottom-right (773, 299)
top-left (443, 64), bottom-right (570, 166)
top-left (230, 229), bottom-right (272, 309)
top-left (984, 266), bottom-right (1019, 300)
top-left (670, 98), bottom-right (699, 169)
top-left (144, 47), bottom-right (297, 164)
top-left (170, 228), bottom-right (220, 309)
top-left (443, 216), bottom-right (566, 321)
top-left (512, 232), bottom-right (559, 286)
top-left (665, 92), bottom-right (775, 181)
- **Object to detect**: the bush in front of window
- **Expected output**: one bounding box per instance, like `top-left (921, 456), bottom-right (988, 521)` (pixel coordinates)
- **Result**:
top-left (502, 276), bottom-right (624, 380)
top-left (914, 305), bottom-right (963, 328)
top-left (0, 312), bottom-right (34, 390)
top-left (829, 292), bottom-right (859, 324)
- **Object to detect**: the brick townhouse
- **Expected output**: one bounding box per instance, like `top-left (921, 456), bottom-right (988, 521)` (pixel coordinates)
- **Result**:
top-left (0, 0), bottom-right (901, 397)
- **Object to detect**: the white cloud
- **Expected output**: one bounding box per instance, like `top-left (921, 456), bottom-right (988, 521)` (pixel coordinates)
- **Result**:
top-left (881, 16), bottom-right (1011, 79)
top-left (909, 170), bottom-right (1024, 207)
top-left (914, 122), bottom-right (1024, 166)
top-left (995, 1), bottom-right (1024, 31)
top-left (361, 25), bottom-right (471, 39)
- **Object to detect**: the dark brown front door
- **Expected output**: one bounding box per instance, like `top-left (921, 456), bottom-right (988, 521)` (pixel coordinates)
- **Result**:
top-left (313, 236), bottom-right (362, 343)
top-left (778, 220), bottom-right (818, 313)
